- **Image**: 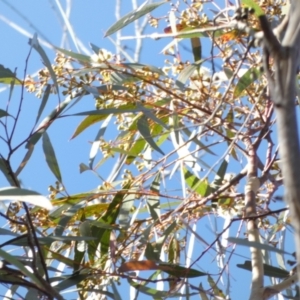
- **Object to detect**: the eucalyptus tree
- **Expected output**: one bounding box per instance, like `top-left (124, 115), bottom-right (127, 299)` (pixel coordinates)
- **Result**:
top-left (0, 1), bottom-right (299, 299)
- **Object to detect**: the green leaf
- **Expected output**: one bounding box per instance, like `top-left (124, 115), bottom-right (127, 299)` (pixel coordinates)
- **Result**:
top-left (228, 237), bottom-right (292, 255)
top-left (177, 61), bottom-right (204, 86)
top-left (29, 35), bottom-right (60, 97)
top-left (83, 84), bottom-right (127, 97)
top-left (111, 281), bottom-right (122, 300)
top-left (42, 132), bottom-right (62, 182)
top-left (102, 186), bottom-right (131, 224)
top-left (49, 192), bottom-right (93, 207)
top-left (224, 67), bottom-right (233, 79)
top-left (141, 107), bottom-right (170, 130)
top-left (0, 187), bottom-right (52, 210)
top-left (15, 143), bottom-right (34, 177)
top-left (0, 248), bottom-right (45, 289)
top-left (159, 263), bottom-right (207, 278)
top-left (128, 277), bottom-right (183, 298)
top-left (184, 167), bottom-right (211, 196)
top-left (241, 0), bottom-right (265, 17)
top-left (71, 115), bottom-right (107, 139)
top-left (182, 127), bottom-right (216, 156)
top-left (137, 115), bottom-right (164, 155)
top-left (74, 240), bottom-right (85, 273)
top-left (35, 84), bottom-right (51, 125)
top-left (105, 1), bottom-right (167, 37)
top-left (71, 107), bottom-right (142, 116)
top-left (0, 109), bottom-right (11, 118)
top-left (56, 47), bottom-right (92, 64)
top-left (191, 38), bottom-right (202, 62)
top-left (237, 260), bottom-right (290, 278)
top-left (5, 235), bottom-right (96, 246)
top-left (225, 110), bottom-right (238, 160)
top-left (27, 92), bottom-right (78, 147)
top-left (54, 273), bottom-right (89, 292)
top-left (175, 26), bottom-right (213, 39)
top-left (147, 173), bottom-right (161, 221)
top-left (71, 103), bottom-right (136, 139)
top-left (152, 221), bottom-right (177, 259)
top-left (207, 275), bottom-right (225, 298)
top-left (0, 159), bottom-right (16, 186)
top-left (0, 228), bottom-right (19, 237)
top-left (124, 63), bottom-right (165, 76)
top-left (168, 236), bottom-right (177, 264)
top-left (89, 185), bottom-right (131, 262)
top-left (213, 156), bottom-right (228, 187)
top-left (199, 283), bottom-right (209, 300)
top-left (110, 71), bottom-right (141, 85)
top-left (125, 137), bottom-right (147, 164)
top-left (0, 64), bottom-right (21, 84)
top-left (100, 230), bottom-right (111, 265)
top-left (233, 67), bottom-right (262, 99)
top-left (118, 191), bottom-right (136, 228)
top-left (90, 42), bottom-right (101, 55)
top-left (79, 220), bottom-right (98, 263)
top-left (54, 202), bottom-right (85, 236)
top-left (145, 242), bottom-right (160, 261)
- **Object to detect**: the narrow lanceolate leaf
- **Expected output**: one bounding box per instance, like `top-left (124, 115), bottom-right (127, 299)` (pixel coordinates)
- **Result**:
top-left (105, 1), bottom-right (167, 37)
top-left (125, 138), bottom-right (146, 164)
top-left (35, 84), bottom-right (51, 125)
top-left (111, 281), bottom-right (122, 300)
top-left (72, 107), bottom-right (142, 116)
top-left (90, 42), bottom-right (101, 55)
top-left (27, 93), bottom-right (77, 148)
top-left (127, 277), bottom-right (184, 298)
top-left (56, 47), bottom-right (92, 64)
top-left (237, 260), bottom-right (290, 278)
top-left (0, 249), bottom-right (45, 289)
top-left (207, 275), bottom-right (226, 298)
top-left (0, 159), bottom-right (15, 186)
top-left (0, 187), bottom-right (52, 210)
top-left (118, 192), bottom-right (136, 228)
top-left (227, 237), bottom-right (292, 255)
top-left (158, 263), bottom-right (207, 278)
top-left (54, 273), bottom-right (91, 292)
top-left (184, 167), bottom-right (211, 196)
top-left (71, 104), bottom-right (136, 139)
top-left (191, 38), bottom-right (202, 62)
top-left (213, 156), bottom-right (229, 187)
top-left (199, 283), bottom-right (209, 300)
top-left (177, 61), bottom-right (204, 86)
top-left (71, 115), bottom-right (107, 139)
top-left (89, 115), bottom-right (112, 168)
top-left (147, 173), bottom-right (161, 221)
top-left (168, 236), bottom-right (179, 264)
top-left (146, 221), bottom-right (177, 261)
top-left (83, 85), bottom-right (127, 97)
top-left (15, 143), bottom-right (34, 177)
top-left (233, 67), bottom-right (262, 98)
top-left (29, 34), bottom-right (60, 96)
top-left (0, 109), bottom-right (11, 118)
top-left (137, 115), bottom-right (164, 155)
top-left (142, 108), bottom-right (170, 130)
top-left (42, 132), bottom-right (62, 182)
top-left (88, 184), bottom-right (131, 262)
top-left (0, 65), bottom-right (21, 84)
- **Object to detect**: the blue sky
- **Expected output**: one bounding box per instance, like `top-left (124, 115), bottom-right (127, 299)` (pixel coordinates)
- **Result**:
top-left (0, 1), bottom-right (294, 299)
top-left (0, 0), bottom-right (170, 194)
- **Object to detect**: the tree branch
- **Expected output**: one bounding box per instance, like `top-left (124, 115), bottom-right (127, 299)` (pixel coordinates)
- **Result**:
top-left (259, 0), bottom-right (300, 289)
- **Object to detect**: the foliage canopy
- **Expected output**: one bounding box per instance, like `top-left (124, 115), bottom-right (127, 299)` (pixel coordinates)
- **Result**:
top-left (0, 0), bottom-right (298, 299)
